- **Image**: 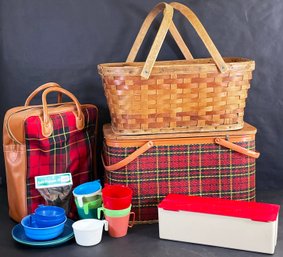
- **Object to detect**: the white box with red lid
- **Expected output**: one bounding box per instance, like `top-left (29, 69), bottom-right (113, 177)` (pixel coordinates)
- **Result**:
top-left (158, 194), bottom-right (280, 254)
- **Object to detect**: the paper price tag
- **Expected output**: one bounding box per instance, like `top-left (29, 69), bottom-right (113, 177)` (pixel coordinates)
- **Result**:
top-left (35, 173), bottom-right (73, 189)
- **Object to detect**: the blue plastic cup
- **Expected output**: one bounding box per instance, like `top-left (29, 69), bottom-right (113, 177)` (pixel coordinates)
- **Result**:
top-left (73, 180), bottom-right (101, 208)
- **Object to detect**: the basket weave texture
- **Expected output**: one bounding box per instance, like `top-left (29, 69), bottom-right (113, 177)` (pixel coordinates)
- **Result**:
top-left (98, 2), bottom-right (255, 135)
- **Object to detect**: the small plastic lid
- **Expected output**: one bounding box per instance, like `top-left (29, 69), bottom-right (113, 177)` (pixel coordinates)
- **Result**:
top-left (158, 194), bottom-right (280, 222)
top-left (73, 180), bottom-right (101, 195)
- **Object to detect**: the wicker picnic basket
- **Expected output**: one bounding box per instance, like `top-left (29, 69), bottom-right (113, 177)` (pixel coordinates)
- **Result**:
top-left (98, 2), bottom-right (255, 135)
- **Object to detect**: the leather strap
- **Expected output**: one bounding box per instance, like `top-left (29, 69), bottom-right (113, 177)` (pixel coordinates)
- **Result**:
top-left (24, 82), bottom-right (63, 106)
top-left (215, 138), bottom-right (260, 159)
top-left (127, 2), bottom-right (193, 63)
top-left (169, 2), bottom-right (228, 73)
top-left (103, 137), bottom-right (259, 172)
top-left (102, 141), bottom-right (154, 172)
top-left (41, 87), bottom-right (85, 137)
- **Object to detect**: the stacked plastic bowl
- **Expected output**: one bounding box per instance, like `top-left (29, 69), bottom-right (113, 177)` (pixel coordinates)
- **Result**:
top-left (21, 205), bottom-right (67, 240)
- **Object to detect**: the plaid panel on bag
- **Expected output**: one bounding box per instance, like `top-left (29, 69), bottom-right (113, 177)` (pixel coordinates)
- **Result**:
top-left (25, 107), bottom-right (97, 218)
top-left (103, 141), bottom-right (256, 223)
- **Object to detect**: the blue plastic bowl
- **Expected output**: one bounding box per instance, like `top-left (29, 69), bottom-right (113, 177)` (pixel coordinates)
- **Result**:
top-left (21, 215), bottom-right (67, 241)
top-left (35, 205), bottom-right (65, 219)
top-left (34, 206), bottom-right (66, 227)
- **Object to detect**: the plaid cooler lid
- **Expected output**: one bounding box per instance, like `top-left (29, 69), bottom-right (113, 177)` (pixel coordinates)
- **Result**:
top-left (104, 123), bottom-right (257, 142)
top-left (103, 123), bottom-right (258, 156)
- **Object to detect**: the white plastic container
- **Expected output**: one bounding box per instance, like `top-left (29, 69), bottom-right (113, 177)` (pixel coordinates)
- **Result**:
top-left (158, 194), bottom-right (280, 254)
top-left (72, 219), bottom-right (108, 246)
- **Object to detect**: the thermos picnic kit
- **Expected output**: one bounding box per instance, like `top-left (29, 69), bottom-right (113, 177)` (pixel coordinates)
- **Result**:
top-left (102, 123), bottom-right (259, 223)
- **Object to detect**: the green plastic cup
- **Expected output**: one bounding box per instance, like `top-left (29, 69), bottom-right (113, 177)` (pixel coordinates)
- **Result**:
top-left (97, 205), bottom-right (131, 219)
top-left (75, 197), bottom-right (102, 219)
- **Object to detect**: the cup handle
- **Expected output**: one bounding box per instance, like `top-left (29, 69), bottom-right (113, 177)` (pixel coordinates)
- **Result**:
top-left (97, 207), bottom-right (105, 220)
top-left (128, 212), bottom-right (135, 228)
top-left (30, 214), bottom-right (36, 224)
top-left (103, 220), bottom-right (108, 231)
top-left (83, 202), bottom-right (90, 215)
top-left (77, 196), bottom-right (84, 208)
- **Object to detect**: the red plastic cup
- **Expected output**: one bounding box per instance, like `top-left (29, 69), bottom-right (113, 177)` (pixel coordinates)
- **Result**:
top-left (105, 212), bottom-right (135, 238)
top-left (102, 185), bottom-right (133, 210)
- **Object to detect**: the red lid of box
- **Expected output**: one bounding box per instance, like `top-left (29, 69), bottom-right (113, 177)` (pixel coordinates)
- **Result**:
top-left (158, 194), bottom-right (280, 222)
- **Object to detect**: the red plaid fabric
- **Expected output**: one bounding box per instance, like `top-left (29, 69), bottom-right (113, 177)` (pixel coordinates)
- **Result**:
top-left (103, 141), bottom-right (256, 223)
top-left (25, 107), bottom-right (97, 218)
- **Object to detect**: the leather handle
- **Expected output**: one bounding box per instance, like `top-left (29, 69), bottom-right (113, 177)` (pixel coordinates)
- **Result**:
top-left (25, 82), bottom-right (63, 106)
top-left (127, 2), bottom-right (193, 64)
top-left (103, 138), bottom-right (259, 172)
top-left (102, 141), bottom-right (154, 172)
top-left (215, 138), bottom-right (260, 159)
top-left (41, 87), bottom-right (85, 137)
top-left (169, 2), bottom-right (228, 73)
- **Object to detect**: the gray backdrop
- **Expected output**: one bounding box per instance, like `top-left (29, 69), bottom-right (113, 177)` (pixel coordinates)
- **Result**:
top-left (0, 0), bottom-right (282, 190)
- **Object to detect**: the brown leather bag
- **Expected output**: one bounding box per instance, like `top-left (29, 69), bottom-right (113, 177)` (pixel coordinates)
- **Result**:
top-left (3, 83), bottom-right (98, 222)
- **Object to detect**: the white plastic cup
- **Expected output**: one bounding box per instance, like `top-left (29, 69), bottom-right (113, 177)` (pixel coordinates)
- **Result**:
top-left (72, 219), bottom-right (108, 246)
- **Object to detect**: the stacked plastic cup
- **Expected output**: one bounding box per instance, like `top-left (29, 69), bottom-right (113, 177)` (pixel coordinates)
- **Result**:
top-left (73, 180), bottom-right (102, 219)
top-left (100, 185), bottom-right (135, 238)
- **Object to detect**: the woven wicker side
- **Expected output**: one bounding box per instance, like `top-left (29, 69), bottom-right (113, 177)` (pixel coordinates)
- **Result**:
top-left (99, 58), bottom-right (254, 135)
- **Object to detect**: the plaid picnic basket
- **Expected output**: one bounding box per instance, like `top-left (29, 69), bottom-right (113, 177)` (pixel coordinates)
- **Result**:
top-left (98, 2), bottom-right (255, 135)
top-left (3, 83), bottom-right (98, 222)
top-left (102, 123), bottom-right (260, 223)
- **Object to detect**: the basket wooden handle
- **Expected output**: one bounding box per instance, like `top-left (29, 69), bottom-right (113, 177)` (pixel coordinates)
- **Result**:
top-left (41, 87), bottom-right (85, 137)
top-left (102, 138), bottom-right (259, 172)
top-left (169, 2), bottom-right (228, 74)
top-left (25, 82), bottom-right (63, 106)
top-left (127, 3), bottom-right (174, 79)
top-left (130, 2), bottom-right (229, 79)
top-left (127, 2), bottom-right (193, 63)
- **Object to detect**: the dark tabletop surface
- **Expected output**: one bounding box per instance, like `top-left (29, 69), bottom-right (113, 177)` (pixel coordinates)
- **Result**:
top-left (0, 186), bottom-right (282, 257)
